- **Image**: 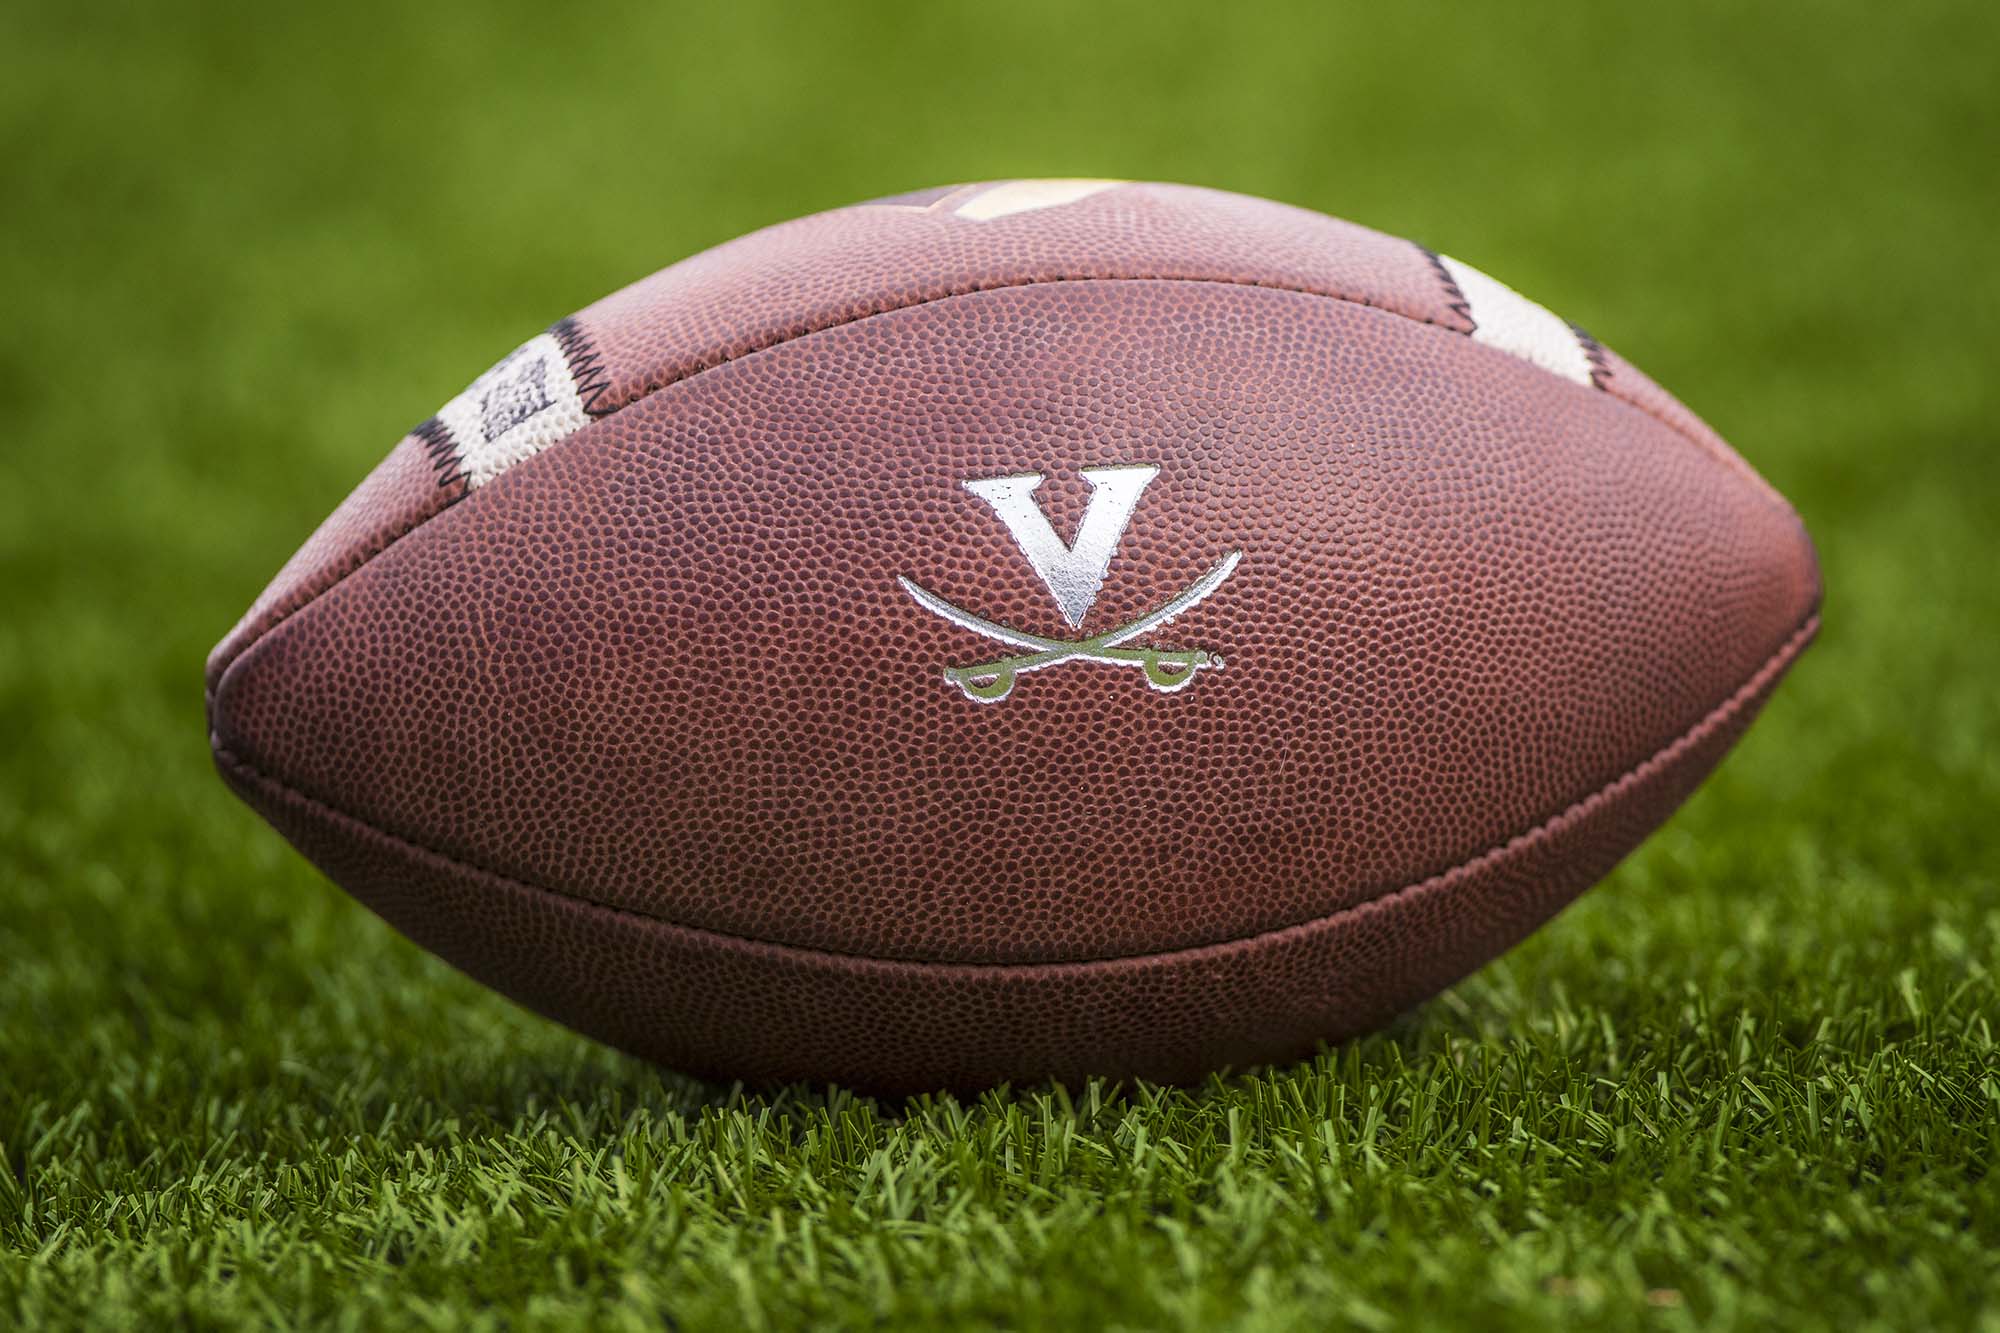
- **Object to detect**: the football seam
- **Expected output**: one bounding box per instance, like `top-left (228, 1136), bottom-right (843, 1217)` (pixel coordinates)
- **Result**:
top-left (1569, 323), bottom-right (1615, 391)
top-left (209, 271), bottom-right (1787, 696)
top-left (596, 266), bottom-right (1744, 484)
top-left (212, 613), bottom-right (1818, 974)
top-left (1412, 244), bottom-right (1475, 329)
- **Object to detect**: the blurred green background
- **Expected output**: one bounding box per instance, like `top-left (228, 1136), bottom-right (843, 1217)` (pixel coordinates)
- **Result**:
top-left (3, 2), bottom-right (1997, 1328)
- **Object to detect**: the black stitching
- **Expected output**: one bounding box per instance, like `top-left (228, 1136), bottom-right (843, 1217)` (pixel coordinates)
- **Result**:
top-left (1413, 243), bottom-right (1474, 331)
top-left (550, 316), bottom-right (613, 416)
top-left (1570, 322), bottom-right (1614, 391)
top-left (410, 417), bottom-right (471, 501)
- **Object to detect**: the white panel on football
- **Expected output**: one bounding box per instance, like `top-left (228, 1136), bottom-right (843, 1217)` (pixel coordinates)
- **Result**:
top-left (953, 179), bottom-right (1125, 222)
top-left (433, 332), bottom-right (592, 488)
top-left (1436, 254), bottom-right (1594, 387)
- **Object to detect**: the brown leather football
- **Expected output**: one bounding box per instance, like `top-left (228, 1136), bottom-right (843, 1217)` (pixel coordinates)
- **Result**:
top-left (208, 180), bottom-right (1820, 1092)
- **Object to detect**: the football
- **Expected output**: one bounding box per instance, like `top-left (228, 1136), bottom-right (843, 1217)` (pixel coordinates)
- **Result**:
top-left (207, 180), bottom-right (1820, 1092)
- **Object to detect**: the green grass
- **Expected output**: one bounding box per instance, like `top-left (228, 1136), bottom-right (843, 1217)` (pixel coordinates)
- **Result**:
top-left (3, 1), bottom-right (1998, 1327)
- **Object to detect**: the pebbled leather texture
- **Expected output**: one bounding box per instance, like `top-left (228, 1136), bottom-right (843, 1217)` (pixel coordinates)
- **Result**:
top-left (209, 182), bottom-right (1820, 1091)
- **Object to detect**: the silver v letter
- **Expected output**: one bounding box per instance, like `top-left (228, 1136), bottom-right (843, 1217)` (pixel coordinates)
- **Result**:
top-left (963, 465), bottom-right (1160, 629)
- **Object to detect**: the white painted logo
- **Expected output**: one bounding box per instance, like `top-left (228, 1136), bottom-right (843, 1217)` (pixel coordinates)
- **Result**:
top-left (900, 465), bottom-right (1241, 703)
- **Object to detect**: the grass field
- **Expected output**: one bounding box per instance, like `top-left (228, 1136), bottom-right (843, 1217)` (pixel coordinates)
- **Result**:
top-left (4, 1), bottom-right (1998, 1327)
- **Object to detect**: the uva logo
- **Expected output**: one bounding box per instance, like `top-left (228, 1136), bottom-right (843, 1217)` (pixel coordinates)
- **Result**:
top-left (899, 465), bottom-right (1242, 703)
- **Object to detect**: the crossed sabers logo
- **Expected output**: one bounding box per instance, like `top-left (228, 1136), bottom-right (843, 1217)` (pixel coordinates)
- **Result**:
top-left (898, 464), bottom-right (1242, 703)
